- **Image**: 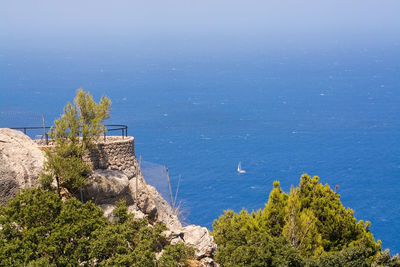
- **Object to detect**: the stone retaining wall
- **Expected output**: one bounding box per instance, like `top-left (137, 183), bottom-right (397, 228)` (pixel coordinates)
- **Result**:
top-left (83, 136), bottom-right (139, 179)
top-left (38, 136), bottom-right (139, 179)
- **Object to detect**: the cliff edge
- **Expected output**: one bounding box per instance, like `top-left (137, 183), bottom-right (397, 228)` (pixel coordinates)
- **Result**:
top-left (0, 128), bottom-right (217, 266)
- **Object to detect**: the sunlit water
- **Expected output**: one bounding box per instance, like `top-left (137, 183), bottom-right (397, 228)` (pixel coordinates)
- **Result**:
top-left (1, 42), bottom-right (399, 253)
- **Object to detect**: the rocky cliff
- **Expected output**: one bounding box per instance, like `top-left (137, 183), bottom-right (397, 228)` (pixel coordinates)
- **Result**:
top-left (0, 128), bottom-right (44, 205)
top-left (0, 128), bottom-right (217, 266)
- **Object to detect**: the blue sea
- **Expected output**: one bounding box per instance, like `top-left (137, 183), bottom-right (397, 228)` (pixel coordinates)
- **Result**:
top-left (1, 36), bottom-right (399, 253)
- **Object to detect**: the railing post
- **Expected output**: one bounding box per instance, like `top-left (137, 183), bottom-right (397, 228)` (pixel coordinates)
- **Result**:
top-left (126, 126), bottom-right (128, 137)
top-left (122, 128), bottom-right (124, 139)
top-left (24, 128), bottom-right (26, 134)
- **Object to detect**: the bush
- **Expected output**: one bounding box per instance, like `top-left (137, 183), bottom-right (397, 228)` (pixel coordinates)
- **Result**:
top-left (0, 189), bottom-right (192, 266)
top-left (212, 174), bottom-right (386, 266)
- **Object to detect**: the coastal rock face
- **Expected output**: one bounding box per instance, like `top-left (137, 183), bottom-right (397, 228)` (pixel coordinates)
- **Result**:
top-left (0, 129), bottom-right (218, 265)
top-left (81, 164), bottom-right (182, 230)
top-left (0, 128), bottom-right (44, 205)
top-left (83, 169), bottom-right (132, 205)
top-left (143, 183), bottom-right (183, 230)
top-left (163, 225), bottom-right (218, 266)
top-left (128, 173), bottom-right (158, 221)
top-left (88, 166), bottom-right (217, 265)
top-left (182, 225), bottom-right (217, 260)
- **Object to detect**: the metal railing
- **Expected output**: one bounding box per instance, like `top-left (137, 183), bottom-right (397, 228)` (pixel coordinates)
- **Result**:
top-left (10, 124), bottom-right (128, 145)
top-left (103, 124), bottom-right (128, 138)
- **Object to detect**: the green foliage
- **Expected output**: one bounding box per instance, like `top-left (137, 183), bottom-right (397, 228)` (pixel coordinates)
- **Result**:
top-left (0, 189), bottom-right (107, 266)
top-left (39, 172), bottom-right (54, 190)
top-left (296, 174), bottom-right (378, 255)
top-left (89, 221), bottom-right (160, 266)
top-left (259, 180), bottom-right (288, 236)
top-left (213, 210), bottom-right (304, 266)
top-left (74, 88), bottom-right (112, 148)
top-left (114, 198), bottom-right (131, 224)
top-left (0, 189), bottom-right (61, 266)
top-left (282, 186), bottom-right (323, 257)
top-left (44, 198), bottom-right (107, 265)
top-left (0, 191), bottom-right (192, 266)
top-left (89, 200), bottom-right (166, 266)
top-left (40, 88), bottom-right (111, 195)
top-left (373, 249), bottom-right (400, 267)
top-left (159, 243), bottom-right (195, 267)
top-left (212, 174), bottom-right (390, 267)
top-left (26, 257), bottom-right (56, 267)
top-left (41, 150), bottom-right (91, 194)
top-left (306, 245), bottom-right (372, 267)
top-left (52, 88), bottom-right (112, 150)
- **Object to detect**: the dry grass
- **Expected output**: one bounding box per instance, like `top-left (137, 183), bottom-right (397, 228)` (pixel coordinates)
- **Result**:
top-left (187, 259), bottom-right (202, 267)
top-left (172, 200), bottom-right (190, 226)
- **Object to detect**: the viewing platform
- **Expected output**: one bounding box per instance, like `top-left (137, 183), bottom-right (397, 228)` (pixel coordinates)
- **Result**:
top-left (11, 125), bottom-right (139, 179)
top-left (11, 124), bottom-right (128, 145)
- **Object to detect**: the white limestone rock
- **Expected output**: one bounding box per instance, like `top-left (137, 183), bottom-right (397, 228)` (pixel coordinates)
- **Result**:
top-left (83, 169), bottom-right (132, 205)
top-left (0, 128), bottom-right (45, 205)
top-left (145, 183), bottom-right (182, 230)
top-left (182, 225), bottom-right (217, 259)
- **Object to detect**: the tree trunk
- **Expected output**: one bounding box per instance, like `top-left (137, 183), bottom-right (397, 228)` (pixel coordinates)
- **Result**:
top-left (55, 176), bottom-right (61, 197)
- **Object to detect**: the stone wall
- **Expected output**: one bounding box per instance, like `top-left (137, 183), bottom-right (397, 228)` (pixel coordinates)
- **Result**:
top-left (83, 136), bottom-right (139, 179)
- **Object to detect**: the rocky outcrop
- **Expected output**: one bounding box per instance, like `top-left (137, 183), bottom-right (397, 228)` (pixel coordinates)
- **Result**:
top-left (0, 129), bottom-right (218, 265)
top-left (90, 170), bottom-right (218, 265)
top-left (141, 182), bottom-right (183, 230)
top-left (128, 173), bottom-right (159, 222)
top-left (0, 128), bottom-right (44, 205)
top-left (181, 225), bottom-right (217, 259)
top-left (163, 225), bottom-right (218, 266)
top-left (83, 169), bottom-right (132, 205)
top-left (86, 170), bottom-right (182, 229)
top-left (80, 155), bottom-right (217, 265)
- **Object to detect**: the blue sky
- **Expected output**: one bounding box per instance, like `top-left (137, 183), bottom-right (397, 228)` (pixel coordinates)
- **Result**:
top-left (1, 0), bottom-right (400, 49)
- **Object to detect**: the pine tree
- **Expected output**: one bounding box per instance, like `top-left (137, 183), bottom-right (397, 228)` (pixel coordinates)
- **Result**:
top-left (40, 88), bottom-right (111, 197)
top-left (212, 174), bottom-right (389, 266)
top-left (260, 180), bottom-right (288, 236)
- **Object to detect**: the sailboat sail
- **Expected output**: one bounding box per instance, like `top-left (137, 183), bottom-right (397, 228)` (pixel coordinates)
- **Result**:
top-left (237, 161), bottom-right (246, 174)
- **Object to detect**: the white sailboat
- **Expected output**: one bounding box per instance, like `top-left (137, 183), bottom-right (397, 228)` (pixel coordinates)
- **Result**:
top-left (237, 161), bottom-right (246, 174)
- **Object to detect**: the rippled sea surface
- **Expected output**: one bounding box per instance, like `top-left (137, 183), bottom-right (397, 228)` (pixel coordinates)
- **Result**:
top-left (1, 41), bottom-right (399, 253)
